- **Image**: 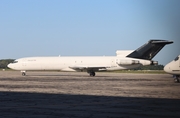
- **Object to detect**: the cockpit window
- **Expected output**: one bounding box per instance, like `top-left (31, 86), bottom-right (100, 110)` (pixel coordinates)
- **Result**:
top-left (174, 56), bottom-right (179, 61)
top-left (12, 61), bottom-right (18, 63)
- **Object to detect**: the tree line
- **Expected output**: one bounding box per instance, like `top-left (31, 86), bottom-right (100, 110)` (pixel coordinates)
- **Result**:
top-left (0, 59), bottom-right (14, 69)
top-left (0, 59), bottom-right (164, 70)
top-left (135, 65), bottom-right (164, 70)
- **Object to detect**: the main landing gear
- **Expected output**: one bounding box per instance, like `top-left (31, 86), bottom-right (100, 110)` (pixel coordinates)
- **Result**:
top-left (173, 75), bottom-right (180, 83)
top-left (21, 71), bottom-right (26, 76)
top-left (88, 71), bottom-right (95, 76)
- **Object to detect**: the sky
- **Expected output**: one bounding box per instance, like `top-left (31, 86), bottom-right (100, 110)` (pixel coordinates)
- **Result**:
top-left (0, 0), bottom-right (180, 65)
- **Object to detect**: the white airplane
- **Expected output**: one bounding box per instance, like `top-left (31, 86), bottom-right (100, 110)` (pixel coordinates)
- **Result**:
top-left (164, 55), bottom-right (180, 83)
top-left (8, 39), bottom-right (173, 76)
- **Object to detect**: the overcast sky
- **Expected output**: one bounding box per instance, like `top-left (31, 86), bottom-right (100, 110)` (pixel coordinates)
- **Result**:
top-left (0, 0), bottom-right (180, 65)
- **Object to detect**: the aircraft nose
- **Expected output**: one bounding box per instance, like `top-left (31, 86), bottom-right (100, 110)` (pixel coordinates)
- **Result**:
top-left (7, 63), bottom-right (13, 69)
top-left (164, 64), bottom-right (171, 73)
top-left (7, 64), bottom-right (11, 68)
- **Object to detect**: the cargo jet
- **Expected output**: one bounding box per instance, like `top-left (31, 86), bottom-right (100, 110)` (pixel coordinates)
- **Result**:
top-left (164, 55), bottom-right (180, 83)
top-left (8, 40), bottom-right (173, 76)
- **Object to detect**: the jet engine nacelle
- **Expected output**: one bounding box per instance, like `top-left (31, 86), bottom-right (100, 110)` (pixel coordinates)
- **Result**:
top-left (138, 60), bottom-right (158, 66)
top-left (117, 60), bottom-right (140, 66)
top-left (151, 61), bottom-right (158, 66)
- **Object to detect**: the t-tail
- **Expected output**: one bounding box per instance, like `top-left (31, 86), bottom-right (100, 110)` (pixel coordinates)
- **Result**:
top-left (126, 40), bottom-right (173, 60)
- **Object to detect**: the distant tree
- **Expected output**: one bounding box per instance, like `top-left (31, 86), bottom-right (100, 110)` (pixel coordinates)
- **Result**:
top-left (0, 59), bottom-right (14, 69)
top-left (135, 65), bottom-right (164, 70)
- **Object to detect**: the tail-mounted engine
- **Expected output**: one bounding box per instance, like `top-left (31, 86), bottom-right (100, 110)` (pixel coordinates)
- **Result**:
top-left (117, 60), bottom-right (140, 66)
top-left (151, 61), bottom-right (158, 66)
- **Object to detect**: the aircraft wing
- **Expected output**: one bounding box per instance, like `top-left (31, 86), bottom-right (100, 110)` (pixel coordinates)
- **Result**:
top-left (69, 65), bottom-right (110, 71)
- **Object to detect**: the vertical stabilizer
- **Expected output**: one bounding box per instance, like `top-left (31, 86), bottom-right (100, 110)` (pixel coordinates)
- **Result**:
top-left (126, 40), bottom-right (173, 60)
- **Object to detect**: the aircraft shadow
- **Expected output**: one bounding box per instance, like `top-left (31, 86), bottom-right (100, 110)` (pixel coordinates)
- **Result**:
top-left (0, 91), bottom-right (180, 118)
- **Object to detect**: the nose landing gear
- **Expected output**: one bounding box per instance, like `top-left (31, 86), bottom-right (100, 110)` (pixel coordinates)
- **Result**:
top-left (173, 75), bottom-right (179, 83)
top-left (21, 71), bottom-right (26, 76)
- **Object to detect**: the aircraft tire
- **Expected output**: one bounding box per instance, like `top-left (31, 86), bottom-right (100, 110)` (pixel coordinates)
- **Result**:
top-left (90, 72), bottom-right (95, 76)
top-left (22, 72), bottom-right (26, 76)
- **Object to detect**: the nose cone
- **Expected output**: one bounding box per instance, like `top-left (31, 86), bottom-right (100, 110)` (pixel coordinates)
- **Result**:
top-left (7, 63), bottom-right (16, 70)
top-left (7, 63), bottom-right (12, 69)
top-left (164, 64), bottom-right (171, 74)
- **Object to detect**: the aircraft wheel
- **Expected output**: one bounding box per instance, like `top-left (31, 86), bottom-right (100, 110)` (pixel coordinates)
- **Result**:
top-left (22, 72), bottom-right (26, 76)
top-left (90, 72), bottom-right (95, 76)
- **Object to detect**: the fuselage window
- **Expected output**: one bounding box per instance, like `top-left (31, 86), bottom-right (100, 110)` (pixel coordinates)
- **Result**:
top-left (174, 56), bottom-right (179, 61)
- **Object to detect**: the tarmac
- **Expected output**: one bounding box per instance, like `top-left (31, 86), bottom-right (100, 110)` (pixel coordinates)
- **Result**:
top-left (0, 71), bottom-right (180, 118)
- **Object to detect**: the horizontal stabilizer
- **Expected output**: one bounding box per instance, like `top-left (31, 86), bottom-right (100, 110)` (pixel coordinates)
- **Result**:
top-left (126, 39), bottom-right (173, 60)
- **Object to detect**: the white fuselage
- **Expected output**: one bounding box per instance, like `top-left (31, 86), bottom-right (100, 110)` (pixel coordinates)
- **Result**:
top-left (164, 55), bottom-right (180, 75)
top-left (8, 56), bottom-right (152, 72)
top-left (7, 39), bottom-right (173, 76)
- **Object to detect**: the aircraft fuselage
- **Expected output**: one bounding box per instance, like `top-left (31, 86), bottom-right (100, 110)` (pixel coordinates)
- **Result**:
top-left (8, 56), bottom-right (152, 72)
top-left (8, 39), bottom-right (173, 76)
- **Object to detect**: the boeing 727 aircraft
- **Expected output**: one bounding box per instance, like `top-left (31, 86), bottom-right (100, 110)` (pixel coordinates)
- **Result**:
top-left (164, 55), bottom-right (180, 83)
top-left (8, 40), bottom-right (173, 76)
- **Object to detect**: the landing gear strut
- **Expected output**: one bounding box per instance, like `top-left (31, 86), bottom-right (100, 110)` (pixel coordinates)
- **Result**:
top-left (88, 71), bottom-right (95, 76)
top-left (174, 75), bottom-right (179, 83)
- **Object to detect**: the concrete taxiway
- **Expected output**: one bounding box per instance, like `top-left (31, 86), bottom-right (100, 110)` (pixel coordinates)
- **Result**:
top-left (0, 71), bottom-right (180, 118)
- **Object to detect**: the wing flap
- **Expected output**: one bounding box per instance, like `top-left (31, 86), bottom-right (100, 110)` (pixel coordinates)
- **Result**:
top-left (69, 65), bottom-right (109, 71)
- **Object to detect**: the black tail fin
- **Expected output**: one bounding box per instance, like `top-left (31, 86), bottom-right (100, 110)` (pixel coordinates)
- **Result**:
top-left (126, 40), bottom-right (173, 60)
